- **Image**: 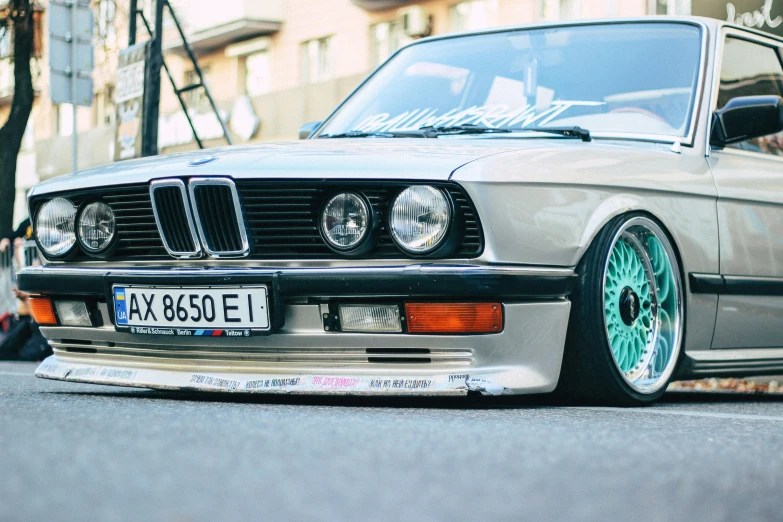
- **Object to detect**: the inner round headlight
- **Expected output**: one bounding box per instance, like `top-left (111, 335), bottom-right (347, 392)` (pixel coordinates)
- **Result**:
top-left (78, 202), bottom-right (116, 253)
top-left (389, 186), bottom-right (451, 254)
top-left (35, 197), bottom-right (77, 257)
top-left (320, 192), bottom-right (370, 250)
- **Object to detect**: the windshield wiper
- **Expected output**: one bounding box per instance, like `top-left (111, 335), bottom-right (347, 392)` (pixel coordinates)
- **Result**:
top-left (521, 126), bottom-right (592, 142)
top-left (319, 124), bottom-right (592, 142)
top-left (318, 130), bottom-right (400, 139)
top-left (416, 124), bottom-right (513, 137)
top-left (412, 124), bottom-right (592, 141)
top-left (319, 126), bottom-right (510, 138)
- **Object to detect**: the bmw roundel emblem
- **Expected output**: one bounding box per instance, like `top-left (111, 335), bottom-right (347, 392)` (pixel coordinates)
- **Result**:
top-left (188, 155), bottom-right (218, 167)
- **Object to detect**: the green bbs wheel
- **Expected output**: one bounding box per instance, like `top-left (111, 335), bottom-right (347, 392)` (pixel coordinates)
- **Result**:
top-left (558, 214), bottom-right (684, 405)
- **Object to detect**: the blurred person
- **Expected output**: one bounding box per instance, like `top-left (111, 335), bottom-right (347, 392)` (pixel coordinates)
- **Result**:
top-left (1, 217), bottom-right (32, 266)
top-left (0, 286), bottom-right (51, 362)
top-left (1, 216), bottom-right (32, 249)
top-left (1, 217), bottom-right (28, 337)
top-left (0, 221), bottom-right (50, 361)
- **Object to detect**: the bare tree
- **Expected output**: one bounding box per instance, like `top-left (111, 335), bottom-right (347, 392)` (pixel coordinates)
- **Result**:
top-left (0, 0), bottom-right (34, 238)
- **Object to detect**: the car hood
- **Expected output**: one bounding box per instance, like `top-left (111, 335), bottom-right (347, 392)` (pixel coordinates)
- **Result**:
top-left (30, 139), bottom-right (522, 196)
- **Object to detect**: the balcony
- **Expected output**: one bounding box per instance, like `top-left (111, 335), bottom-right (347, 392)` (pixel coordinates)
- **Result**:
top-left (166, 0), bottom-right (284, 55)
top-left (351, 0), bottom-right (417, 11)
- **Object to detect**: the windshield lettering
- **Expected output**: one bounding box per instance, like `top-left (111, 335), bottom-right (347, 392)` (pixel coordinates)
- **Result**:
top-left (355, 101), bottom-right (605, 133)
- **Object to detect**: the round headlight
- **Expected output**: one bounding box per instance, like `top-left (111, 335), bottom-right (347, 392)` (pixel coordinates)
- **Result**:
top-left (35, 197), bottom-right (77, 257)
top-left (320, 192), bottom-right (370, 250)
top-left (389, 186), bottom-right (451, 254)
top-left (78, 202), bottom-right (116, 253)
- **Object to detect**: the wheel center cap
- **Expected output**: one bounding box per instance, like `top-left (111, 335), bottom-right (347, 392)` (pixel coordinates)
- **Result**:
top-left (619, 286), bottom-right (640, 326)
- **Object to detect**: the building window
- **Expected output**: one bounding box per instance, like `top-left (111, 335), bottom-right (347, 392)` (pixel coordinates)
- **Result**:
top-left (97, 0), bottom-right (117, 44)
top-left (449, 0), bottom-right (498, 32)
top-left (559, 0), bottom-right (582, 19)
top-left (0, 26), bottom-right (11, 59)
top-left (93, 86), bottom-right (115, 127)
top-left (649, 0), bottom-right (691, 15)
top-left (0, 58), bottom-right (12, 99)
top-left (139, 0), bottom-right (156, 27)
top-left (32, 9), bottom-right (44, 58)
top-left (300, 37), bottom-right (333, 84)
top-left (245, 51), bottom-right (271, 97)
top-left (185, 67), bottom-right (211, 110)
top-left (57, 104), bottom-right (74, 137)
top-left (370, 21), bottom-right (409, 68)
top-left (539, 0), bottom-right (581, 21)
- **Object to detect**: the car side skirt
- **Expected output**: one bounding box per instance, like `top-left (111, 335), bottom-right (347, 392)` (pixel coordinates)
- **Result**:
top-left (682, 349), bottom-right (783, 378)
top-left (690, 273), bottom-right (783, 295)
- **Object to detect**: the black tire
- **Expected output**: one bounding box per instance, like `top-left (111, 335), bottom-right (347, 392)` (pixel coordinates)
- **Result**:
top-left (556, 213), bottom-right (685, 406)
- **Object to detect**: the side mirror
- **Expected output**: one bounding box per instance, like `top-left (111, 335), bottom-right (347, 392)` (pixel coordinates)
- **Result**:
top-left (711, 95), bottom-right (783, 147)
top-left (299, 121), bottom-right (323, 140)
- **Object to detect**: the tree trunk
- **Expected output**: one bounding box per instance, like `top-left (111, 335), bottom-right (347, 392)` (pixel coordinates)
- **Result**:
top-left (0, 0), bottom-right (34, 238)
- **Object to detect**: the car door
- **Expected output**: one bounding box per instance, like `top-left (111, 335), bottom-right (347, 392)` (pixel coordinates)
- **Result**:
top-left (708, 30), bottom-right (783, 349)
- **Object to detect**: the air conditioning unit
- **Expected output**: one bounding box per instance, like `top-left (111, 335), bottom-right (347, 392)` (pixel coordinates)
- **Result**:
top-left (399, 6), bottom-right (430, 38)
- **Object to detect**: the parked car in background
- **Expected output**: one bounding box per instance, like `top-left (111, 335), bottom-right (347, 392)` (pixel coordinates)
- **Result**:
top-left (18, 17), bottom-right (783, 404)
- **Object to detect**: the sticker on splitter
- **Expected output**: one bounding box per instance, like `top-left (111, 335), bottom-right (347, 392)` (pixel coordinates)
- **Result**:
top-left (114, 288), bottom-right (128, 325)
top-left (128, 327), bottom-right (251, 337)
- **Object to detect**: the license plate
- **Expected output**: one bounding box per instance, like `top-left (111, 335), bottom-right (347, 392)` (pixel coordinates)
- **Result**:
top-left (113, 285), bottom-right (269, 332)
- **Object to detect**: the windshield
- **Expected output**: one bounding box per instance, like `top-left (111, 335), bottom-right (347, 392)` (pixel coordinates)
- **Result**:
top-left (318, 23), bottom-right (703, 139)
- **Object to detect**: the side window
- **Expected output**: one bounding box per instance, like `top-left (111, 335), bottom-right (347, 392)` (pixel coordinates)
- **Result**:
top-left (717, 37), bottom-right (783, 156)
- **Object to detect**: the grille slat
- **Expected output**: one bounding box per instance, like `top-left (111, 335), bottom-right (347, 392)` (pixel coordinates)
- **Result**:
top-left (108, 200), bottom-right (154, 206)
top-left (216, 186), bottom-right (233, 252)
top-left (213, 187), bottom-right (230, 252)
top-left (166, 189), bottom-right (190, 253)
top-left (220, 186), bottom-right (239, 251)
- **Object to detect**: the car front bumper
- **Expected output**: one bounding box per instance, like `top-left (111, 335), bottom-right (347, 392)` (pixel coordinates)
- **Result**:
top-left (20, 264), bottom-right (575, 396)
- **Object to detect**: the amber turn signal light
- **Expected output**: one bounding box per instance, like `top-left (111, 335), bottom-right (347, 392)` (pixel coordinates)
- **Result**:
top-left (405, 303), bottom-right (502, 334)
top-left (29, 297), bottom-right (58, 326)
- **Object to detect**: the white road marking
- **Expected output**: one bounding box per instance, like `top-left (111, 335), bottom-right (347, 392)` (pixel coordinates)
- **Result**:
top-left (572, 406), bottom-right (783, 422)
top-left (0, 371), bottom-right (34, 377)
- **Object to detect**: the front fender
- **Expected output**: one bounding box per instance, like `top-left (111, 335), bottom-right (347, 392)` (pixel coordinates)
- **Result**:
top-left (451, 142), bottom-right (719, 274)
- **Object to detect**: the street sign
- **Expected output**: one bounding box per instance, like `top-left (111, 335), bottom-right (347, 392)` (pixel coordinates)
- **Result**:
top-left (692, 0), bottom-right (783, 38)
top-left (49, 0), bottom-right (94, 107)
top-left (114, 42), bottom-right (149, 161)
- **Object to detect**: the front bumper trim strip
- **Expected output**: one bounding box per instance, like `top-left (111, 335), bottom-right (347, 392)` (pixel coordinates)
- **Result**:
top-left (18, 265), bottom-right (576, 299)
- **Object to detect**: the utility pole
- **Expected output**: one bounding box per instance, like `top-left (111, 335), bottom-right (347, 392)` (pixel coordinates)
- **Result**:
top-left (142, 0), bottom-right (165, 157)
top-left (128, 0), bottom-right (138, 45)
top-left (49, 0), bottom-right (93, 173)
top-left (70, 0), bottom-right (78, 174)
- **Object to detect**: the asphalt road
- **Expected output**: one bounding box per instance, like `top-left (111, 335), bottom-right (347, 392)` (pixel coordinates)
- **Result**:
top-left (2, 362), bottom-right (782, 522)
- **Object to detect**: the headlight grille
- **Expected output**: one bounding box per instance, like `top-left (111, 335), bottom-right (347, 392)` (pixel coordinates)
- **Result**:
top-left (31, 181), bottom-right (483, 261)
top-left (32, 185), bottom-right (168, 260)
top-left (238, 181), bottom-right (481, 258)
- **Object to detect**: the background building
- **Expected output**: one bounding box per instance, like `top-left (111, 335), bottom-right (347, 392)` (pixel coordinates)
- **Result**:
top-left (1, 0), bottom-right (693, 227)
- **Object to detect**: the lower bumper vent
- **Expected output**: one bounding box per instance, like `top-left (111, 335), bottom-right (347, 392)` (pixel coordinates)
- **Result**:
top-left (366, 348), bottom-right (431, 364)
